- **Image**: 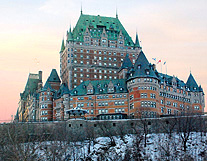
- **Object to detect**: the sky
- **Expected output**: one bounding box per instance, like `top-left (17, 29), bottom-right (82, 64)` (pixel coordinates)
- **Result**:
top-left (0, 0), bottom-right (207, 122)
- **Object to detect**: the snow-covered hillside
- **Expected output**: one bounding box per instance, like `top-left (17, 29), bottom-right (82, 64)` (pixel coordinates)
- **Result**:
top-left (22, 132), bottom-right (207, 161)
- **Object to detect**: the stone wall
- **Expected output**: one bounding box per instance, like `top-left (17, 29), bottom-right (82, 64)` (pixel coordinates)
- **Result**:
top-left (2, 115), bottom-right (207, 142)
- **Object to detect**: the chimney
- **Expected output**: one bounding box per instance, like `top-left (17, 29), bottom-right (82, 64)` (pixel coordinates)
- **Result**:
top-left (38, 71), bottom-right (43, 90)
top-left (152, 64), bottom-right (156, 71)
top-left (38, 71), bottom-right (42, 82)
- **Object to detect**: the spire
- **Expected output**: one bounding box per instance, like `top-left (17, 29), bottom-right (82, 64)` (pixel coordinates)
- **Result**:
top-left (47, 69), bottom-right (61, 83)
top-left (81, 3), bottom-right (83, 15)
top-left (60, 38), bottom-right (65, 53)
top-left (116, 7), bottom-right (118, 18)
top-left (135, 32), bottom-right (141, 48)
top-left (69, 23), bottom-right (71, 32)
top-left (67, 25), bottom-right (73, 42)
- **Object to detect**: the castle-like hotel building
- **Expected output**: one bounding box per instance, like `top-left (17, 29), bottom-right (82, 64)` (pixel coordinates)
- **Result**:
top-left (16, 12), bottom-right (205, 122)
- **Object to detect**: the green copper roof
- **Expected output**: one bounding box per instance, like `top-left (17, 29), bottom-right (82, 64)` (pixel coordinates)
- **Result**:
top-left (70, 14), bottom-right (135, 47)
top-left (60, 39), bottom-right (65, 52)
top-left (47, 69), bottom-right (61, 83)
top-left (120, 54), bottom-right (133, 70)
top-left (135, 32), bottom-right (141, 48)
top-left (186, 73), bottom-right (199, 92)
top-left (55, 83), bottom-right (70, 99)
top-left (128, 51), bottom-right (158, 80)
top-left (67, 26), bottom-right (73, 41)
top-left (42, 80), bottom-right (53, 91)
top-left (71, 79), bottom-right (127, 96)
top-left (20, 73), bottom-right (40, 100)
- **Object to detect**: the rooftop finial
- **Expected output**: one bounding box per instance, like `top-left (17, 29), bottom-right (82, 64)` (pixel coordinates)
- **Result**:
top-left (116, 7), bottom-right (118, 18)
top-left (69, 23), bottom-right (71, 32)
top-left (81, 3), bottom-right (83, 15)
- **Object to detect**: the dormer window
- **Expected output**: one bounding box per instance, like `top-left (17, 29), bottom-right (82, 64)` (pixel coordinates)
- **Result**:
top-left (108, 87), bottom-right (114, 93)
top-left (138, 65), bottom-right (141, 69)
top-left (145, 69), bottom-right (150, 75)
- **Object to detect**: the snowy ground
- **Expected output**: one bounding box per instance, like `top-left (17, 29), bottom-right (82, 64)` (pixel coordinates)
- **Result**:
top-left (28, 132), bottom-right (207, 161)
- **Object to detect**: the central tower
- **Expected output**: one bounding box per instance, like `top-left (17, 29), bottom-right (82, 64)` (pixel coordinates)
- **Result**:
top-left (59, 12), bottom-right (142, 90)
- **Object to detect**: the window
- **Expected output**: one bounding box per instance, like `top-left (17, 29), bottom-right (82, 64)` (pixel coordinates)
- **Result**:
top-left (150, 93), bottom-right (156, 99)
top-left (167, 109), bottom-right (172, 115)
top-left (91, 110), bottom-right (94, 114)
top-left (141, 93), bottom-right (147, 98)
top-left (130, 95), bottom-right (134, 100)
top-left (161, 107), bottom-right (164, 113)
top-left (130, 103), bottom-right (134, 109)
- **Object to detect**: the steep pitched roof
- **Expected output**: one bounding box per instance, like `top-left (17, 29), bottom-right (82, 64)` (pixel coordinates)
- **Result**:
top-left (71, 79), bottom-right (127, 96)
top-left (158, 73), bottom-right (186, 89)
top-left (42, 80), bottom-right (53, 91)
top-left (134, 32), bottom-right (141, 48)
top-left (60, 39), bottom-right (65, 52)
top-left (186, 73), bottom-right (199, 91)
top-left (56, 83), bottom-right (70, 99)
top-left (47, 69), bottom-right (61, 83)
top-left (128, 51), bottom-right (158, 80)
top-left (20, 73), bottom-right (40, 100)
top-left (71, 14), bottom-right (134, 47)
top-left (120, 54), bottom-right (133, 70)
top-left (67, 26), bottom-right (73, 41)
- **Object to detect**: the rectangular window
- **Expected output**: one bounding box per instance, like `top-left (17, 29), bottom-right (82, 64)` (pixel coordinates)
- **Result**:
top-left (130, 103), bottom-right (134, 109)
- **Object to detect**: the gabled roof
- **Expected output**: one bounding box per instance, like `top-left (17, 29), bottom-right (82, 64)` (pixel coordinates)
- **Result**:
top-left (128, 51), bottom-right (158, 80)
top-left (120, 54), bottom-right (133, 70)
top-left (47, 69), bottom-right (61, 83)
top-left (56, 83), bottom-right (70, 99)
top-left (42, 80), bottom-right (53, 91)
top-left (186, 73), bottom-right (199, 91)
top-left (71, 79), bottom-right (127, 96)
top-left (71, 14), bottom-right (134, 47)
